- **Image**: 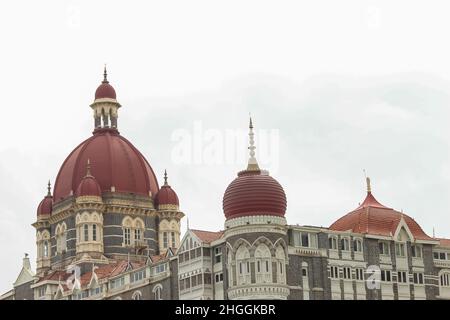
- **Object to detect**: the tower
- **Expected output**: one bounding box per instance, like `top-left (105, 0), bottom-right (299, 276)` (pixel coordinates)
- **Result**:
top-left (222, 118), bottom-right (290, 300)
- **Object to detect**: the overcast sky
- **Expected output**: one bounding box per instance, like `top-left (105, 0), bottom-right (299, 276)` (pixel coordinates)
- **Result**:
top-left (1, 0), bottom-right (449, 294)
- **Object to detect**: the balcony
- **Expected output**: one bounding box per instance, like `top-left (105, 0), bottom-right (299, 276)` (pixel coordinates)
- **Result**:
top-left (228, 283), bottom-right (290, 300)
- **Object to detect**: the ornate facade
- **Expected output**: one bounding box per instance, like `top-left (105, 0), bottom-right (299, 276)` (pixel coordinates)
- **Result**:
top-left (1, 69), bottom-right (450, 300)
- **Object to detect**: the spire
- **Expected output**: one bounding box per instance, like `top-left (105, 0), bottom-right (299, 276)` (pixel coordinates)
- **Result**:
top-left (366, 177), bottom-right (372, 193)
top-left (103, 64), bottom-right (108, 83)
top-left (246, 116), bottom-right (260, 171)
top-left (164, 169), bottom-right (168, 186)
top-left (47, 180), bottom-right (52, 197)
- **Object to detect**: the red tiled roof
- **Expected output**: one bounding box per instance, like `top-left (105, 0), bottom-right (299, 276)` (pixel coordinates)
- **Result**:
top-left (330, 192), bottom-right (432, 240)
top-left (191, 229), bottom-right (224, 243)
top-left (437, 238), bottom-right (450, 247)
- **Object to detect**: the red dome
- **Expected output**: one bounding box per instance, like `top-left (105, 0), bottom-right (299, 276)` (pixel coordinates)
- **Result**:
top-left (155, 185), bottom-right (179, 207)
top-left (329, 192), bottom-right (432, 240)
top-left (223, 170), bottom-right (287, 220)
top-left (76, 175), bottom-right (102, 197)
top-left (37, 196), bottom-right (53, 216)
top-left (95, 82), bottom-right (116, 100)
top-left (53, 128), bottom-right (159, 202)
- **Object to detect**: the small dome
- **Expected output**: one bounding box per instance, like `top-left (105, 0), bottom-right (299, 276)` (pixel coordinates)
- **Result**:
top-left (37, 182), bottom-right (53, 216)
top-left (94, 66), bottom-right (117, 100)
top-left (223, 169), bottom-right (287, 220)
top-left (76, 174), bottom-right (102, 197)
top-left (95, 82), bottom-right (116, 100)
top-left (37, 196), bottom-right (53, 216)
top-left (155, 171), bottom-right (179, 208)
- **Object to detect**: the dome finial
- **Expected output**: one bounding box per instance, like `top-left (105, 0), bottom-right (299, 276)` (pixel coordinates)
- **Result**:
top-left (103, 64), bottom-right (108, 83)
top-left (247, 115), bottom-right (260, 171)
top-left (363, 169), bottom-right (371, 193)
top-left (47, 180), bottom-right (52, 197)
top-left (366, 177), bottom-right (372, 193)
top-left (164, 169), bottom-right (168, 186)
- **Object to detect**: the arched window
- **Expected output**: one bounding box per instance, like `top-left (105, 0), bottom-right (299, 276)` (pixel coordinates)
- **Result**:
top-left (92, 224), bottom-right (97, 241)
top-left (83, 224), bottom-right (89, 242)
top-left (132, 291), bottom-right (142, 300)
top-left (236, 245), bottom-right (251, 285)
top-left (153, 284), bottom-right (163, 300)
top-left (43, 240), bottom-right (49, 257)
top-left (255, 243), bottom-right (271, 283)
top-left (275, 245), bottom-right (286, 284)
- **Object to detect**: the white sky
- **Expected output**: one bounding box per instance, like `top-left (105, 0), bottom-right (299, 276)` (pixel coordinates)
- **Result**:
top-left (0, 0), bottom-right (450, 294)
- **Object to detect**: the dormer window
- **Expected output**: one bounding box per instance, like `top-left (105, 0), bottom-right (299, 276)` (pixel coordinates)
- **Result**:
top-left (395, 243), bottom-right (406, 257)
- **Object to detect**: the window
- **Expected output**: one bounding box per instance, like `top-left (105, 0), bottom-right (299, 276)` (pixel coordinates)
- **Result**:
top-left (135, 229), bottom-right (141, 242)
top-left (411, 245), bottom-right (422, 258)
top-left (154, 286), bottom-right (162, 300)
top-left (355, 268), bottom-right (364, 281)
top-left (132, 291), bottom-right (142, 300)
top-left (214, 247), bottom-right (222, 264)
top-left (354, 239), bottom-right (363, 252)
top-left (395, 243), bottom-right (406, 257)
top-left (171, 232), bottom-right (176, 248)
top-left (397, 271), bottom-right (408, 283)
top-left (110, 277), bottom-right (125, 289)
top-left (163, 232), bottom-right (168, 249)
top-left (301, 233), bottom-right (309, 247)
top-left (379, 242), bottom-right (390, 256)
top-left (302, 268), bottom-right (308, 277)
top-left (413, 272), bottom-right (424, 285)
top-left (329, 237), bottom-right (338, 250)
top-left (131, 270), bottom-right (145, 283)
top-left (204, 273), bottom-right (212, 285)
top-left (155, 263), bottom-right (166, 274)
top-left (381, 270), bottom-right (391, 282)
top-left (90, 286), bottom-right (102, 296)
top-left (330, 266), bottom-right (339, 279)
top-left (43, 241), bottom-right (49, 257)
top-left (341, 238), bottom-right (350, 251)
top-left (343, 267), bottom-right (351, 279)
top-left (215, 273), bottom-right (224, 283)
top-left (37, 287), bottom-right (45, 298)
top-left (434, 251), bottom-right (448, 260)
top-left (124, 228), bottom-right (131, 245)
top-left (440, 273), bottom-right (450, 287)
top-left (83, 224), bottom-right (89, 242)
top-left (92, 224), bottom-right (97, 241)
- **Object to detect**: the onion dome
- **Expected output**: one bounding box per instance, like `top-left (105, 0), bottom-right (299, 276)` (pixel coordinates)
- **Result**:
top-left (329, 177), bottom-right (432, 240)
top-left (94, 65), bottom-right (116, 100)
top-left (75, 160), bottom-right (102, 197)
top-left (155, 170), bottom-right (179, 209)
top-left (223, 118), bottom-right (287, 220)
top-left (37, 181), bottom-right (53, 217)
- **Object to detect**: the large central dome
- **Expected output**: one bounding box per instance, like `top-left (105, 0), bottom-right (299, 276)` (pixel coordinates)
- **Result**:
top-left (53, 128), bottom-right (159, 202)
